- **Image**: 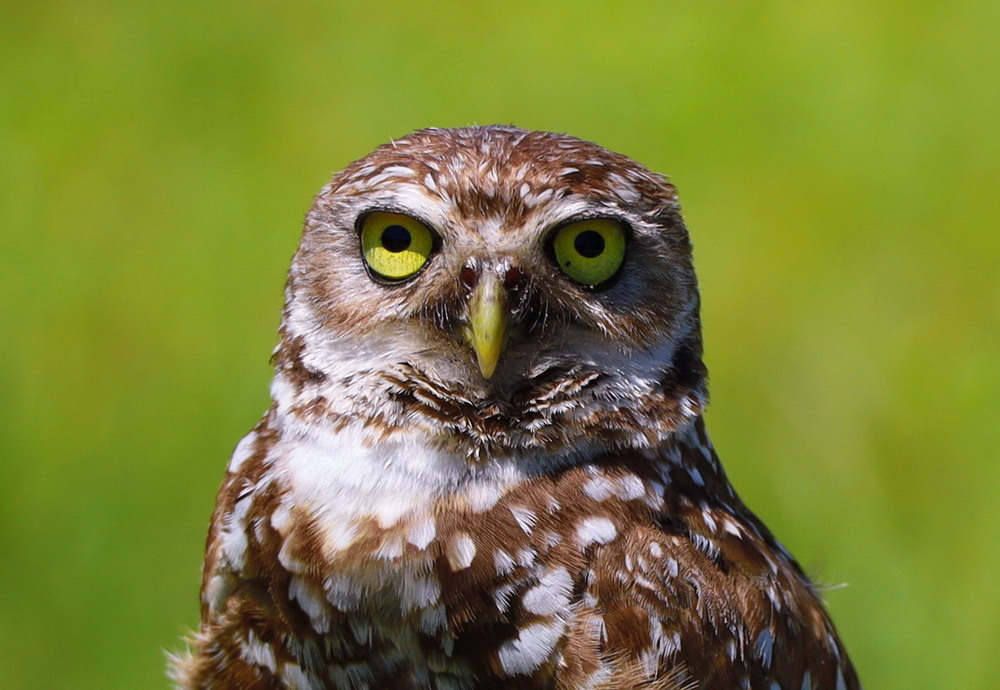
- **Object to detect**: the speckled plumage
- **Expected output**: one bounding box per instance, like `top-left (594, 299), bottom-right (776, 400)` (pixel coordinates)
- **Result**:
top-left (172, 126), bottom-right (861, 689)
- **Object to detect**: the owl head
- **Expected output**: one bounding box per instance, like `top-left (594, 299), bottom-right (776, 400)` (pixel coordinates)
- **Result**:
top-left (274, 126), bottom-right (707, 458)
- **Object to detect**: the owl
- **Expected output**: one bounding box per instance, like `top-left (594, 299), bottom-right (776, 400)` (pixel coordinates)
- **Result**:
top-left (172, 126), bottom-right (861, 689)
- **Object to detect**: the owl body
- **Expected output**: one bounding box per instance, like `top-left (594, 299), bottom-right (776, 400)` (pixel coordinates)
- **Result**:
top-left (174, 127), bottom-right (860, 689)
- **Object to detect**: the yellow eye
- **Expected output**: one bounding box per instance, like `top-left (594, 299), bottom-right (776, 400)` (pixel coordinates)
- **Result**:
top-left (360, 212), bottom-right (435, 281)
top-left (551, 218), bottom-right (627, 286)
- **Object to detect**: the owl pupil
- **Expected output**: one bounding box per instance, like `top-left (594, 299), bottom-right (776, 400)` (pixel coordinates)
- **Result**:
top-left (381, 225), bottom-right (411, 252)
top-left (574, 230), bottom-right (605, 258)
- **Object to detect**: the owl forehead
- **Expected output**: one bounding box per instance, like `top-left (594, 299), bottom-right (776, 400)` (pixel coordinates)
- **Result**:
top-left (323, 127), bottom-right (679, 236)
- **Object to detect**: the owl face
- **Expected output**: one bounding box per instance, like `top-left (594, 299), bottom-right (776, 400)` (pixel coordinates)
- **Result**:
top-left (279, 127), bottom-right (704, 429)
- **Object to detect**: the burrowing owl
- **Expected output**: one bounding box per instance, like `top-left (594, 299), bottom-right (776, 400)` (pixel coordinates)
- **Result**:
top-left (173, 126), bottom-right (861, 689)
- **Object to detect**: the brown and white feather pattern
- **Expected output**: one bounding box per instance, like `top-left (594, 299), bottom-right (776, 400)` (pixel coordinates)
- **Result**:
top-left (172, 126), bottom-right (860, 689)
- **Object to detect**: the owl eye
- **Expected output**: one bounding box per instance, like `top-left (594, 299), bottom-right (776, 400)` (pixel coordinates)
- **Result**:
top-left (551, 218), bottom-right (627, 286)
top-left (360, 212), bottom-right (435, 281)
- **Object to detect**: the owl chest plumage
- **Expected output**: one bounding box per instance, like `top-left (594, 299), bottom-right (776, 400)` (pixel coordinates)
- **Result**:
top-left (184, 409), bottom-right (856, 690)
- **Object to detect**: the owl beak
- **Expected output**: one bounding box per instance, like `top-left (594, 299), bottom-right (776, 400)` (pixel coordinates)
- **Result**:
top-left (467, 273), bottom-right (508, 379)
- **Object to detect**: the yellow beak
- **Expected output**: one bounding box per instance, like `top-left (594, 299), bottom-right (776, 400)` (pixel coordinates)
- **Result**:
top-left (467, 273), bottom-right (508, 379)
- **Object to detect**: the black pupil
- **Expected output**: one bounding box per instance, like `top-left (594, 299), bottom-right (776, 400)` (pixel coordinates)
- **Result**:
top-left (574, 230), bottom-right (605, 258)
top-left (381, 225), bottom-right (411, 252)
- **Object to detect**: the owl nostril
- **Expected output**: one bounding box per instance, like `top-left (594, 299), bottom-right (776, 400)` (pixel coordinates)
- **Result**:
top-left (504, 266), bottom-right (525, 292)
top-left (460, 266), bottom-right (478, 290)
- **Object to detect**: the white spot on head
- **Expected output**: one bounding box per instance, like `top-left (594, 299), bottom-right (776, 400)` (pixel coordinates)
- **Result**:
top-left (576, 516), bottom-right (618, 546)
top-left (521, 186), bottom-right (555, 207)
top-left (649, 542), bottom-right (663, 558)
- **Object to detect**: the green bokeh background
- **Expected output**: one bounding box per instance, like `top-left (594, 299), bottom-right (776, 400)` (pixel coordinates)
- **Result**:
top-left (2, 1), bottom-right (998, 687)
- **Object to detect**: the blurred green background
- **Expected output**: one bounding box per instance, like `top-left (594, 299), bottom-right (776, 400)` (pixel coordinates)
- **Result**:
top-left (2, 1), bottom-right (998, 687)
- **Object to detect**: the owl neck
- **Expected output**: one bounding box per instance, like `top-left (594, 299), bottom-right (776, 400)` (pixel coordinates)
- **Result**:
top-left (258, 333), bottom-right (729, 538)
top-left (270, 333), bottom-right (709, 469)
top-left (254, 398), bottom-right (735, 540)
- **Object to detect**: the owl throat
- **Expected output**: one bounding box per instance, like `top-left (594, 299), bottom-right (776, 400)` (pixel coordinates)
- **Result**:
top-left (270, 330), bottom-right (708, 467)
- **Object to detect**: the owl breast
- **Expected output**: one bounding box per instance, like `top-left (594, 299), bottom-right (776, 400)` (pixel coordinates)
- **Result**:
top-left (189, 407), bottom-right (852, 689)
